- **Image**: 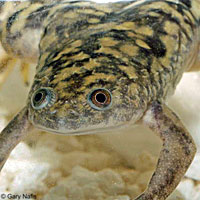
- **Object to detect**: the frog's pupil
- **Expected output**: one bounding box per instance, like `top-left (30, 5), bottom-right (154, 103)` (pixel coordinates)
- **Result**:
top-left (96, 93), bottom-right (106, 104)
top-left (34, 92), bottom-right (43, 103)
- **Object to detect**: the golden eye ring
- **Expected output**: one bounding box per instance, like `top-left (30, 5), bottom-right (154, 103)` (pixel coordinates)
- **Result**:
top-left (87, 88), bottom-right (112, 110)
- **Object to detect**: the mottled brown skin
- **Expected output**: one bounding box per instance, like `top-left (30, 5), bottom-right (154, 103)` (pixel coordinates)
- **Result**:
top-left (0, 107), bottom-right (32, 171)
top-left (139, 102), bottom-right (196, 199)
top-left (0, 0), bottom-right (200, 199)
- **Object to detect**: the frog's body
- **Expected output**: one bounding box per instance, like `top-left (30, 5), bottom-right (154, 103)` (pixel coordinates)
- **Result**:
top-left (0, 0), bottom-right (199, 199)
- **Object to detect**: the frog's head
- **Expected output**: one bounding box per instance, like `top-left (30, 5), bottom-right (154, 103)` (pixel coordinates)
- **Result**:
top-left (27, 38), bottom-right (148, 135)
top-left (27, 73), bottom-right (147, 135)
top-left (29, 71), bottom-right (148, 134)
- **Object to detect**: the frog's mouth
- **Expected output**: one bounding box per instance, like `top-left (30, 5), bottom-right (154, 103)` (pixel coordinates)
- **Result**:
top-left (33, 121), bottom-right (132, 136)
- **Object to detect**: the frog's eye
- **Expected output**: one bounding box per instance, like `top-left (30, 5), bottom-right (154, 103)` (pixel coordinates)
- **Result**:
top-left (88, 88), bottom-right (112, 110)
top-left (31, 88), bottom-right (56, 110)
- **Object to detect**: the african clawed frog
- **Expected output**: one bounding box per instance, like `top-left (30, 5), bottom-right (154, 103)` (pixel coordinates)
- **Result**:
top-left (0, 0), bottom-right (200, 199)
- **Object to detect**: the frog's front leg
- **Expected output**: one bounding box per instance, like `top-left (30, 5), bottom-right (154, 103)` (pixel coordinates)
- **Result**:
top-left (135, 102), bottom-right (196, 200)
top-left (0, 107), bottom-right (32, 170)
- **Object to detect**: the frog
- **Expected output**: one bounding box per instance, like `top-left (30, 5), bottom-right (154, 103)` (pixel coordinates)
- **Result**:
top-left (0, 0), bottom-right (199, 199)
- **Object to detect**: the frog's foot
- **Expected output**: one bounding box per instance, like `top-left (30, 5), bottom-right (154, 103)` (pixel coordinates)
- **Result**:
top-left (135, 102), bottom-right (196, 200)
top-left (0, 54), bottom-right (17, 89)
top-left (20, 61), bottom-right (30, 86)
top-left (0, 107), bottom-right (32, 171)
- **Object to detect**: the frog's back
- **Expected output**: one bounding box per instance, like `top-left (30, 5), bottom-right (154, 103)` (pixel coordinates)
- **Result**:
top-left (30, 0), bottom-right (200, 105)
top-left (0, 0), bottom-right (131, 61)
top-left (118, 0), bottom-right (200, 100)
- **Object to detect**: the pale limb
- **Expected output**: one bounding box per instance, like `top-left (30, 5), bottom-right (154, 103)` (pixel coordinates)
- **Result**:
top-left (135, 102), bottom-right (196, 200)
top-left (187, 42), bottom-right (200, 72)
top-left (0, 54), bottom-right (17, 89)
top-left (20, 62), bottom-right (30, 86)
top-left (0, 55), bottom-right (31, 88)
top-left (0, 107), bottom-right (32, 171)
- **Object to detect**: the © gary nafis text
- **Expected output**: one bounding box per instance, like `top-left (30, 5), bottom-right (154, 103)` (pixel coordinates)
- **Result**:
top-left (0, 193), bottom-right (36, 199)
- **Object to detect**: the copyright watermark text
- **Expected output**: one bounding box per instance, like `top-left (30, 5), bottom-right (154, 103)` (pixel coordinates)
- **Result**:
top-left (0, 0), bottom-right (28, 2)
top-left (0, 193), bottom-right (36, 199)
